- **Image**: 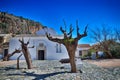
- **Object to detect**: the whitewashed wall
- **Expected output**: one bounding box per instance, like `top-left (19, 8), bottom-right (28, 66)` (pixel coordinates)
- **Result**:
top-left (75, 47), bottom-right (90, 57)
top-left (9, 36), bottom-right (69, 60)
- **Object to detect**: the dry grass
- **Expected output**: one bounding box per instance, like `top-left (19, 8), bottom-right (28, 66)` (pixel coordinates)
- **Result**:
top-left (0, 60), bottom-right (25, 67)
top-left (85, 59), bottom-right (120, 68)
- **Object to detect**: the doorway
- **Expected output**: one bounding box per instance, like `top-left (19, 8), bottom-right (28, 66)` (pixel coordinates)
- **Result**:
top-left (4, 49), bottom-right (8, 57)
top-left (38, 50), bottom-right (44, 60)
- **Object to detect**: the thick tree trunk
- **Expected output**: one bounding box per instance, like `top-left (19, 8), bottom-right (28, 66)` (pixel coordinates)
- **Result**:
top-left (105, 51), bottom-right (113, 58)
top-left (68, 50), bottom-right (77, 73)
top-left (22, 49), bottom-right (32, 69)
top-left (70, 56), bottom-right (76, 72)
top-left (104, 46), bottom-right (113, 58)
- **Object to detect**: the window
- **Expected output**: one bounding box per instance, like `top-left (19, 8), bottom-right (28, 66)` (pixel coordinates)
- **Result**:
top-left (79, 51), bottom-right (82, 56)
top-left (56, 43), bottom-right (62, 53)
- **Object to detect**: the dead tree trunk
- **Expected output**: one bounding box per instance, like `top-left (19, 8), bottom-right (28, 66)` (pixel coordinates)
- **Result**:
top-left (68, 49), bottom-right (76, 72)
top-left (3, 49), bottom-right (21, 61)
top-left (104, 51), bottom-right (113, 58)
top-left (19, 38), bottom-right (33, 69)
top-left (17, 54), bottom-right (22, 69)
top-left (95, 51), bottom-right (99, 59)
top-left (46, 20), bottom-right (88, 73)
top-left (22, 48), bottom-right (32, 69)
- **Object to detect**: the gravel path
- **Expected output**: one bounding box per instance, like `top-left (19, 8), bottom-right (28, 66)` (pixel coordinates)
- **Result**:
top-left (0, 60), bottom-right (120, 80)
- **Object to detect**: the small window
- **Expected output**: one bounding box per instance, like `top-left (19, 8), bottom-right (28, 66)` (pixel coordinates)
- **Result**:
top-left (79, 51), bottom-right (82, 56)
top-left (56, 43), bottom-right (62, 53)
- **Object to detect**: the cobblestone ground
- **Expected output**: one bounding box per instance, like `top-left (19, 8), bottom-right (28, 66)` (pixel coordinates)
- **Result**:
top-left (0, 60), bottom-right (120, 80)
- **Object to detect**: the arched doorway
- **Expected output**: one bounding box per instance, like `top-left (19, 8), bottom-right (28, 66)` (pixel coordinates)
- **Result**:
top-left (38, 50), bottom-right (44, 60)
top-left (37, 43), bottom-right (46, 60)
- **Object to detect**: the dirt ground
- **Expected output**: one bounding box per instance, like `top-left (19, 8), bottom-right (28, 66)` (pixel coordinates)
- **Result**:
top-left (84, 59), bottom-right (120, 68)
top-left (0, 59), bottom-right (120, 68)
top-left (0, 60), bottom-right (25, 67)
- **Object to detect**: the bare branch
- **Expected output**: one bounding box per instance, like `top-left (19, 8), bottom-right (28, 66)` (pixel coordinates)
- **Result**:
top-left (76, 24), bottom-right (88, 40)
top-left (63, 19), bottom-right (67, 32)
top-left (46, 33), bottom-right (64, 44)
top-left (17, 54), bottom-right (23, 59)
top-left (14, 49), bottom-right (22, 53)
top-left (28, 46), bottom-right (34, 48)
top-left (60, 26), bottom-right (66, 33)
top-left (76, 20), bottom-right (80, 36)
top-left (60, 26), bottom-right (68, 39)
top-left (27, 38), bottom-right (30, 45)
top-left (3, 49), bottom-right (21, 61)
top-left (19, 39), bottom-right (23, 44)
top-left (67, 24), bottom-right (74, 35)
top-left (84, 24), bottom-right (88, 34)
top-left (115, 28), bottom-right (120, 41)
top-left (22, 37), bottom-right (24, 43)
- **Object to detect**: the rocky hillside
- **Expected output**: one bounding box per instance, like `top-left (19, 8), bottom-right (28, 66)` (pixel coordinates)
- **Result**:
top-left (0, 12), bottom-right (43, 34)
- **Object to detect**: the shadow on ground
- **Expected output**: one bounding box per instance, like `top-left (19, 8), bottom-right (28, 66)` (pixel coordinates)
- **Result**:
top-left (7, 71), bottom-right (66, 80)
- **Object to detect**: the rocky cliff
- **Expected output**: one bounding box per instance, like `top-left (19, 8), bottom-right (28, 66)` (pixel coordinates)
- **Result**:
top-left (0, 12), bottom-right (43, 34)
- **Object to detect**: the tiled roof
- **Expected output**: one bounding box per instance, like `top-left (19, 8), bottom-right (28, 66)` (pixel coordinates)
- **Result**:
top-left (78, 44), bottom-right (91, 48)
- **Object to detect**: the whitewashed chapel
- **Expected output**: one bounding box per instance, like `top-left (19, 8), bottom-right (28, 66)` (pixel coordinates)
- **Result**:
top-left (2, 28), bottom-right (90, 60)
top-left (9, 35), bottom-right (69, 60)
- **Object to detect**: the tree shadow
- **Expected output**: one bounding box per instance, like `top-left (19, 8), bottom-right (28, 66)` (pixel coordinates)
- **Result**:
top-left (7, 71), bottom-right (67, 80)
top-left (0, 67), bottom-right (16, 71)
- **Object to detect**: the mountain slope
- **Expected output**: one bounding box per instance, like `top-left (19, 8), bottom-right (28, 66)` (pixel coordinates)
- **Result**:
top-left (0, 12), bottom-right (43, 34)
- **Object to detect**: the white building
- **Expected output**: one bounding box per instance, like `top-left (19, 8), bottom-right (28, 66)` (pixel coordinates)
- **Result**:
top-left (1, 28), bottom-right (90, 60)
top-left (8, 35), bottom-right (69, 60)
top-left (1, 35), bottom-right (90, 60)
top-left (76, 44), bottom-right (91, 57)
top-left (8, 35), bottom-right (90, 60)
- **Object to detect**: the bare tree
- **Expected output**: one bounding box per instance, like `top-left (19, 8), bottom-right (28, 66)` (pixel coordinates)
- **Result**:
top-left (19, 38), bottom-right (33, 69)
top-left (46, 20), bottom-right (87, 72)
top-left (115, 29), bottom-right (120, 42)
top-left (17, 54), bottom-right (22, 69)
top-left (3, 49), bottom-right (21, 61)
top-left (90, 25), bottom-right (116, 58)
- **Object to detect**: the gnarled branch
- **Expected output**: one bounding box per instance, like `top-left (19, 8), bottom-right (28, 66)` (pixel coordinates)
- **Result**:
top-left (3, 49), bottom-right (21, 61)
top-left (27, 38), bottom-right (30, 45)
top-left (67, 24), bottom-right (74, 38)
top-left (60, 26), bottom-right (68, 39)
top-left (76, 24), bottom-right (88, 40)
top-left (19, 38), bottom-right (30, 46)
top-left (60, 26), bottom-right (66, 34)
top-left (19, 39), bottom-right (23, 44)
top-left (76, 20), bottom-right (80, 37)
top-left (46, 33), bottom-right (64, 44)
top-left (28, 46), bottom-right (34, 48)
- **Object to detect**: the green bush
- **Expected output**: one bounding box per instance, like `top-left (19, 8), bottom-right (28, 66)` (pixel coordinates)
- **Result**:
top-left (110, 44), bottom-right (120, 58)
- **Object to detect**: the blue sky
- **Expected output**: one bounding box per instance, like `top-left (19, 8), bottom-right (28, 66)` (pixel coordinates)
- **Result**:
top-left (0, 0), bottom-right (120, 45)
